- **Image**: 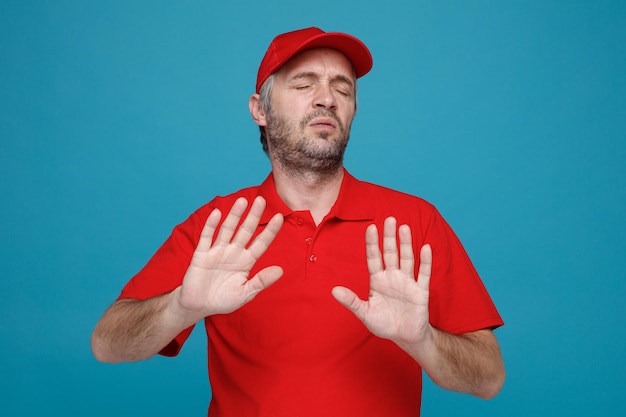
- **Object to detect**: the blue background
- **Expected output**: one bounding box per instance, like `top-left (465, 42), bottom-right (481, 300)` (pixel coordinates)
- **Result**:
top-left (1, 1), bottom-right (624, 415)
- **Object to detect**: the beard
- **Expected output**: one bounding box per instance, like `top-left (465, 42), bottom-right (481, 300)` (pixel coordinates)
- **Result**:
top-left (265, 108), bottom-right (351, 179)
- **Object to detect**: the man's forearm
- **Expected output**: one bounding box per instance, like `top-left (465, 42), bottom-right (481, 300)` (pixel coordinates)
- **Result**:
top-left (90, 290), bottom-right (189, 363)
top-left (400, 328), bottom-right (505, 399)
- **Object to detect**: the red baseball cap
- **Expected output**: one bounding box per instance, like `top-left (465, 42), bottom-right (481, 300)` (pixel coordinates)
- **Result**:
top-left (255, 27), bottom-right (373, 93)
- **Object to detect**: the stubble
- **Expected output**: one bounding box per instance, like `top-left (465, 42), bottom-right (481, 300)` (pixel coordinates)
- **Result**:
top-left (265, 108), bottom-right (351, 182)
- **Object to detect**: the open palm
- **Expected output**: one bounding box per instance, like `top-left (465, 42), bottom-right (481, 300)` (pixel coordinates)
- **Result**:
top-left (177, 196), bottom-right (284, 320)
top-left (332, 217), bottom-right (432, 346)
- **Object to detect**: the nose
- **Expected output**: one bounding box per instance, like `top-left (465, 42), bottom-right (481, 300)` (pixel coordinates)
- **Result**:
top-left (313, 82), bottom-right (337, 110)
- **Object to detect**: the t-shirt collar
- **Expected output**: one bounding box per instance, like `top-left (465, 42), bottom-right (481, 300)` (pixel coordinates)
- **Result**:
top-left (257, 169), bottom-right (375, 225)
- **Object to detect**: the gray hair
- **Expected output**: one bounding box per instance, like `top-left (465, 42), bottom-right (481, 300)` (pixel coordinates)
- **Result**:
top-left (258, 74), bottom-right (275, 155)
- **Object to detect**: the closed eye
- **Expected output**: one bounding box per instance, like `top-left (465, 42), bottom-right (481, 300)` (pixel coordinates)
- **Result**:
top-left (335, 87), bottom-right (351, 96)
top-left (288, 72), bottom-right (320, 91)
top-left (331, 77), bottom-right (355, 98)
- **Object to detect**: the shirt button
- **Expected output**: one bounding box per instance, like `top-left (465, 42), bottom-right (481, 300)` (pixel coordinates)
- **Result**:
top-left (305, 237), bottom-right (312, 245)
top-left (296, 218), bottom-right (304, 226)
top-left (309, 254), bottom-right (317, 263)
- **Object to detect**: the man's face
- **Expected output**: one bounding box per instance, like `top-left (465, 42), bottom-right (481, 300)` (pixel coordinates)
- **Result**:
top-left (264, 48), bottom-right (357, 175)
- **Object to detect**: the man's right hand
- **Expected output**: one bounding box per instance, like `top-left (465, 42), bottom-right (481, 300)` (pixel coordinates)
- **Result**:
top-left (172, 196), bottom-right (284, 323)
top-left (91, 196), bottom-right (283, 363)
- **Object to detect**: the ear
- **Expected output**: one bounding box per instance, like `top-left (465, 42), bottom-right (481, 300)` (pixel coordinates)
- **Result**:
top-left (249, 94), bottom-right (267, 127)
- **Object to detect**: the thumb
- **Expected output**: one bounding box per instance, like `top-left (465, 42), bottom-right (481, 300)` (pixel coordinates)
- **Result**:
top-left (245, 266), bottom-right (284, 297)
top-left (331, 286), bottom-right (366, 319)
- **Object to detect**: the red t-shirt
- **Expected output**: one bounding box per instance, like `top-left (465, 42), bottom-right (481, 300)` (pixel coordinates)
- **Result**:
top-left (120, 170), bottom-right (503, 416)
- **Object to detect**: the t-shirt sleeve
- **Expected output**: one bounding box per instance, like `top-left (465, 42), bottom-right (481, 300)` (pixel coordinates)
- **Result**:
top-left (117, 206), bottom-right (211, 356)
top-left (423, 207), bottom-right (504, 334)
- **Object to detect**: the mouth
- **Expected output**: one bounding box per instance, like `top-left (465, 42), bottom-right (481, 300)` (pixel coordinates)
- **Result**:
top-left (308, 118), bottom-right (338, 130)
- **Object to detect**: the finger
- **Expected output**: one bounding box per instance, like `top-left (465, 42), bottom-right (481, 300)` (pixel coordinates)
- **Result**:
top-left (398, 224), bottom-right (415, 276)
top-left (232, 196), bottom-right (266, 247)
top-left (214, 197), bottom-right (249, 244)
top-left (244, 265), bottom-right (284, 299)
top-left (416, 244), bottom-right (432, 291)
top-left (365, 224), bottom-right (383, 275)
top-left (382, 217), bottom-right (399, 270)
top-left (196, 208), bottom-right (222, 252)
top-left (247, 213), bottom-right (284, 259)
top-left (331, 286), bottom-right (367, 322)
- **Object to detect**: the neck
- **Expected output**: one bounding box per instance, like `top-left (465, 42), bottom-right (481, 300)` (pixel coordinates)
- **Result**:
top-left (271, 164), bottom-right (344, 225)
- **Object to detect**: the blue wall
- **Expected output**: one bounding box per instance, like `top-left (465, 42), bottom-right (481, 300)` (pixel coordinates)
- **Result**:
top-left (1, 1), bottom-right (624, 415)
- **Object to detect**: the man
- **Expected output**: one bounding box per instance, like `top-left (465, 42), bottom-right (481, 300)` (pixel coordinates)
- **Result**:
top-left (92, 27), bottom-right (505, 416)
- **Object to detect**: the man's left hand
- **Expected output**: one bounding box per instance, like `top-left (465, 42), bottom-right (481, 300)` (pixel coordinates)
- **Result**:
top-left (332, 217), bottom-right (433, 348)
